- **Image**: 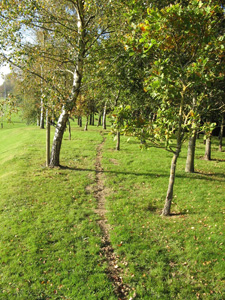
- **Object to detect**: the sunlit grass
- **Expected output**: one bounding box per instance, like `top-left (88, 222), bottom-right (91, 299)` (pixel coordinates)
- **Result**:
top-left (0, 123), bottom-right (116, 300)
top-left (0, 119), bottom-right (224, 299)
top-left (102, 133), bottom-right (225, 299)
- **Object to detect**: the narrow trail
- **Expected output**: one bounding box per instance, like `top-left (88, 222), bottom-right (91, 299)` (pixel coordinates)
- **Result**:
top-left (93, 134), bottom-right (132, 300)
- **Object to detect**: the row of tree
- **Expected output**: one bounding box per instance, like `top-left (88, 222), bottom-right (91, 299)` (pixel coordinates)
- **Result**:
top-left (0, 0), bottom-right (224, 215)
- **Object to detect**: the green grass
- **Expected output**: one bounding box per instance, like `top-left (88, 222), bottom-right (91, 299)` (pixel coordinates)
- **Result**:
top-left (0, 119), bottom-right (225, 299)
top-left (102, 133), bottom-right (225, 299)
top-left (0, 124), bottom-right (116, 299)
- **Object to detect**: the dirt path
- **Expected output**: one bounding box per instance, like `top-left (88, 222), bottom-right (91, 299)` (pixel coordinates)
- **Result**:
top-left (93, 135), bottom-right (132, 300)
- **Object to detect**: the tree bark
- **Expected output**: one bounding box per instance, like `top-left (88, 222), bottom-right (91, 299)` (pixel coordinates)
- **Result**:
top-left (91, 113), bottom-right (95, 126)
top-left (97, 113), bottom-right (102, 127)
top-left (161, 92), bottom-right (184, 216)
top-left (89, 113), bottom-right (92, 125)
top-left (84, 116), bottom-right (88, 131)
top-left (103, 104), bottom-right (107, 130)
top-left (78, 116), bottom-right (82, 127)
top-left (204, 135), bottom-right (211, 160)
top-left (116, 131), bottom-right (120, 151)
top-left (49, 1), bottom-right (85, 167)
top-left (40, 98), bottom-right (44, 129)
top-left (185, 130), bottom-right (197, 173)
top-left (37, 116), bottom-right (39, 126)
top-left (49, 108), bottom-right (69, 167)
top-left (46, 111), bottom-right (50, 167)
top-left (161, 150), bottom-right (180, 216)
top-left (68, 120), bottom-right (71, 140)
top-left (219, 113), bottom-right (224, 152)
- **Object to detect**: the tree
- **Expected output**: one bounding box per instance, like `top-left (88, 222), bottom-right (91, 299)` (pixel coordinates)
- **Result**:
top-left (126, 0), bottom-right (225, 215)
top-left (0, 0), bottom-right (121, 167)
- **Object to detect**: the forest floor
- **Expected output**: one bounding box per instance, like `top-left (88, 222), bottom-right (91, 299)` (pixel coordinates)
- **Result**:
top-left (0, 119), bottom-right (225, 299)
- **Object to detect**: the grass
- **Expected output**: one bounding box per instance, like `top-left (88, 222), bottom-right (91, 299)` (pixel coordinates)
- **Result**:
top-left (102, 133), bottom-right (225, 299)
top-left (0, 118), bottom-right (225, 299)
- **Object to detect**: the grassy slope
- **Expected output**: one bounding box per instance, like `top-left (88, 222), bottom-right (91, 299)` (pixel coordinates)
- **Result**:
top-left (0, 123), bottom-right (116, 300)
top-left (0, 120), bottom-right (224, 299)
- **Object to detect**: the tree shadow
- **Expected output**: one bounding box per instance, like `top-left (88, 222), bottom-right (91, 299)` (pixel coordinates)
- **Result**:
top-left (211, 158), bottom-right (225, 162)
top-left (194, 171), bottom-right (225, 181)
top-left (59, 165), bottom-right (225, 182)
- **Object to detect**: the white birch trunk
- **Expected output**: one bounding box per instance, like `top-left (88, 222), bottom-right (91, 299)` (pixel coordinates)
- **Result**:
top-left (103, 104), bottom-right (107, 130)
top-left (46, 110), bottom-right (50, 167)
top-left (49, 1), bottom-right (85, 167)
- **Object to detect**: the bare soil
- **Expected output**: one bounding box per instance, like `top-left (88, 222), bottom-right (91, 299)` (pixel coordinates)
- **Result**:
top-left (93, 135), bottom-right (132, 300)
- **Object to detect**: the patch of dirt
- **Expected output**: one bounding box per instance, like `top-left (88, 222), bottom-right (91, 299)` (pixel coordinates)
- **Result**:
top-left (93, 136), bottom-right (133, 300)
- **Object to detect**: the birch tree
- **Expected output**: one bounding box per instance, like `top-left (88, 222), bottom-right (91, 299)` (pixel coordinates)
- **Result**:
top-left (0, 0), bottom-right (119, 167)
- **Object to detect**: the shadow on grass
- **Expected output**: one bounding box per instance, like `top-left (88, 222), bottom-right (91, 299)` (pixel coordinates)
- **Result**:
top-left (194, 171), bottom-right (225, 181)
top-left (211, 158), bottom-right (225, 162)
top-left (60, 165), bottom-right (225, 182)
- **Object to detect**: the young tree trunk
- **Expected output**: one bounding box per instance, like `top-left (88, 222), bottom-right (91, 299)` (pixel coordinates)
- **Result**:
top-left (40, 98), bottom-right (44, 129)
top-left (161, 150), bottom-right (180, 216)
top-left (185, 130), bottom-right (197, 173)
top-left (68, 120), bottom-right (71, 140)
top-left (97, 113), bottom-right (102, 127)
top-left (91, 113), bottom-right (95, 126)
top-left (116, 131), bottom-right (120, 151)
top-left (46, 111), bottom-right (50, 167)
top-left (49, 108), bottom-right (69, 167)
top-left (204, 135), bottom-right (211, 160)
top-left (37, 114), bottom-right (40, 127)
top-left (89, 113), bottom-right (92, 125)
top-left (78, 116), bottom-right (82, 127)
top-left (103, 104), bottom-right (107, 130)
top-left (219, 114), bottom-right (224, 152)
top-left (49, 1), bottom-right (85, 167)
top-left (84, 116), bottom-right (88, 131)
top-left (161, 93), bottom-right (184, 216)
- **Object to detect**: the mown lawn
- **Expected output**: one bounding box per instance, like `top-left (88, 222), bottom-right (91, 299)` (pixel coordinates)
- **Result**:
top-left (0, 120), bottom-right (224, 299)
top-left (102, 132), bottom-right (225, 299)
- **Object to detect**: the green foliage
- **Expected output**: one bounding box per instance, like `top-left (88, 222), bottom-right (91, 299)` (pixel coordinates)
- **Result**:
top-left (122, 0), bottom-right (225, 152)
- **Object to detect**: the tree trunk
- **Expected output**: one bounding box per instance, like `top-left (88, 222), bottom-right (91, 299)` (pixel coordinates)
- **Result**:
top-left (89, 113), bottom-right (92, 125)
top-left (84, 116), bottom-right (88, 131)
top-left (161, 92), bottom-right (184, 216)
top-left (103, 104), bottom-right (107, 130)
top-left (161, 150), bottom-right (180, 216)
top-left (116, 131), bottom-right (120, 151)
top-left (204, 135), bottom-right (211, 160)
top-left (37, 114), bottom-right (40, 127)
top-left (68, 120), bottom-right (71, 140)
top-left (185, 130), bottom-right (197, 173)
top-left (97, 113), bottom-right (102, 127)
top-left (91, 113), bottom-right (95, 126)
top-left (46, 111), bottom-right (50, 167)
top-left (40, 98), bottom-right (44, 129)
top-left (49, 108), bottom-right (69, 167)
top-left (219, 114), bottom-right (224, 152)
top-left (78, 116), bottom-right (82, 127)
top-left (49, 1), bottom-right (85, 167)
